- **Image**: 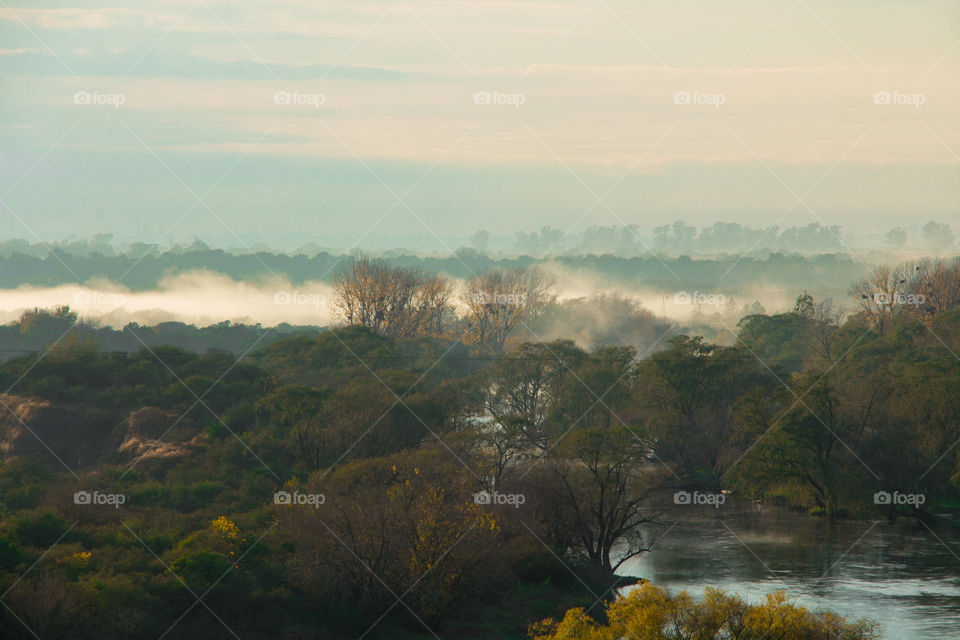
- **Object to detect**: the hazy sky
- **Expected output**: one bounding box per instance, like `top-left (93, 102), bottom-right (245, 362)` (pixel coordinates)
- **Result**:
top-left (1, 0), bottom-right (958, 250)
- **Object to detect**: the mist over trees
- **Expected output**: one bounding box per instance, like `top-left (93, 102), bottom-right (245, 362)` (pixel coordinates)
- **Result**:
top-left (499, 220), bottom-right (957, 257)
top-left (0, 241), bottom-right (872, 322)
top-left (1, 254), bottom-right (959, 638)
top-left (1, 216), bottom-right (954, 285)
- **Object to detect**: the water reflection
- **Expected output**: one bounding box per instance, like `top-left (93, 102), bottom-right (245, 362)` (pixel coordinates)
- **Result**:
top-left (617, 495), bottom-right (960, 638)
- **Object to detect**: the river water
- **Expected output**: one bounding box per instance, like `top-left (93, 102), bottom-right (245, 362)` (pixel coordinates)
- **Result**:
top-left (617, 496), bottom-right (960, 639)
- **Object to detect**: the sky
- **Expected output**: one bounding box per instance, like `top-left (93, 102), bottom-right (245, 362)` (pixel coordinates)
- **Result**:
top-left (0, 0), bottom-right (958, 251)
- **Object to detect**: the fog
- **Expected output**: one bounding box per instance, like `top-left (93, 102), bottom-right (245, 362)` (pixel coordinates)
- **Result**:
top-left (0, 271), bottom-right (334, 328)
top-left (0, 262), bottom-right (815, 333)
top-left (541, 262), bottom-right (805, 324)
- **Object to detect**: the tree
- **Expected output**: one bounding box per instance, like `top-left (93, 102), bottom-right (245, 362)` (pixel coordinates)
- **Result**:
top-left (638, 336), bottom-right (768, 478)
top-left (850, 264), bottom-right (910, 335)
top-left (530, 346), bottom-right (663, 573)
top-left (277, 450), bottom-right (502, 621)
top-left (794, 292), bottom-right (844, 362)
top-left (904, 257), bottom-right (960, 317)
top-left (254, 386), bottom-right (330, 471)
top-left (922, 221), bottom-right (956, 253)
top-left (3, 573), bottom-right (85, 640)
top-left (469, 230), bottom-right (490, 251)
top-left (731, 365), bottom-right (882, 516)
top-left (332, 257), bottom-right (451, 337)
top-left (886, 226), bottom-right (907, 248)
top-left (482, 340), bottom-right (584, 451)
top-left (534, 423), bottom-right (662, 572)
top-left (514, 226), bottom-right (564, 255)
top-left (461, 268), bottom-right (556, 353)
top-left (530, 583), bottom-right (880, 640)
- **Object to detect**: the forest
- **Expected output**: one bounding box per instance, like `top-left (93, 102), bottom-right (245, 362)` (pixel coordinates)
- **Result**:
top-left (0, 256), bottom-right (958, 639)
top-left (0, 235), bottom-right (867, 294)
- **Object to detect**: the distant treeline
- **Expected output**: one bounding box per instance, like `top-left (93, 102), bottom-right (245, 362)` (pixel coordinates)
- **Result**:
top-left (3, 220), bottom-right (955, 263)
top-left (0, 307), bottom-right (321, 362)
top-left (0, 240), bottom-right (867, 293)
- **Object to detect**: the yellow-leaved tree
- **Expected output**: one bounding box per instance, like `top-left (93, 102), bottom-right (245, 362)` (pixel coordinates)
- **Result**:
top-left (530, 582), bottom-right (880, 640)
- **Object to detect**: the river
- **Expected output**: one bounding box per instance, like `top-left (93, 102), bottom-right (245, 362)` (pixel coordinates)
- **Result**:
top-left (617, 495), bottom-right (960, 639)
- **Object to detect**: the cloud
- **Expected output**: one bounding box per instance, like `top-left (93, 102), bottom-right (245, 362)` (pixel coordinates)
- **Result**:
top-left (0, 49), bottom-right (412, 80)
top-left (0, 8), bottom-right (126, 30)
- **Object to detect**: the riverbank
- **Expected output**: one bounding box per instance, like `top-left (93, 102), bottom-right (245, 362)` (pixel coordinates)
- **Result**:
top-left (619, 496), bottom-right (960, 639)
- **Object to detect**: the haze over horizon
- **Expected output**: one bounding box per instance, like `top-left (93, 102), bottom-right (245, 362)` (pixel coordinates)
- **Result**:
top-left (2, 4), bottom-right (960, 640)
top-left (2, 0), bottom-right (958, 251)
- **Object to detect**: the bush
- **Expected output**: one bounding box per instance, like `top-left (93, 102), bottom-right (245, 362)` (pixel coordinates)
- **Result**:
top-left (530, 583), bottom-right (881, 640)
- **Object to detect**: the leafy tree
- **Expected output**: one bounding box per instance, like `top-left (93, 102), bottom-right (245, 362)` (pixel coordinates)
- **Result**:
top-left (530, 583), bottom-right (880, 640)
top-left (638, 336), bottom-right (770, 478)
top-left (886, 226), bottom-right (907, 248)
top-left (922, 221), bottom-right (956, 253)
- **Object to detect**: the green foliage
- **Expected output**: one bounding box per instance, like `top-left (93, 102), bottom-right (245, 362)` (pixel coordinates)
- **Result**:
top-left (11, 509), bottom-right (76, 548)
top-left (5, 279), bottom-right (959, 638)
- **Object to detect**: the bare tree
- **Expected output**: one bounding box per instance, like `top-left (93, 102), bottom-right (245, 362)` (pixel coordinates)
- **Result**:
top-left (905, 257), bottom-right (960, 317)
top-left (852, 260), bottom-right (960, 332)
top-left (795, 292), bottom-right (845, 361)
top-left (850, 264), bottom-right (910, 335)
top-left (461, 268), bottom-right (555, 352)
top-left (333, 257), bottom-right (451, 337)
